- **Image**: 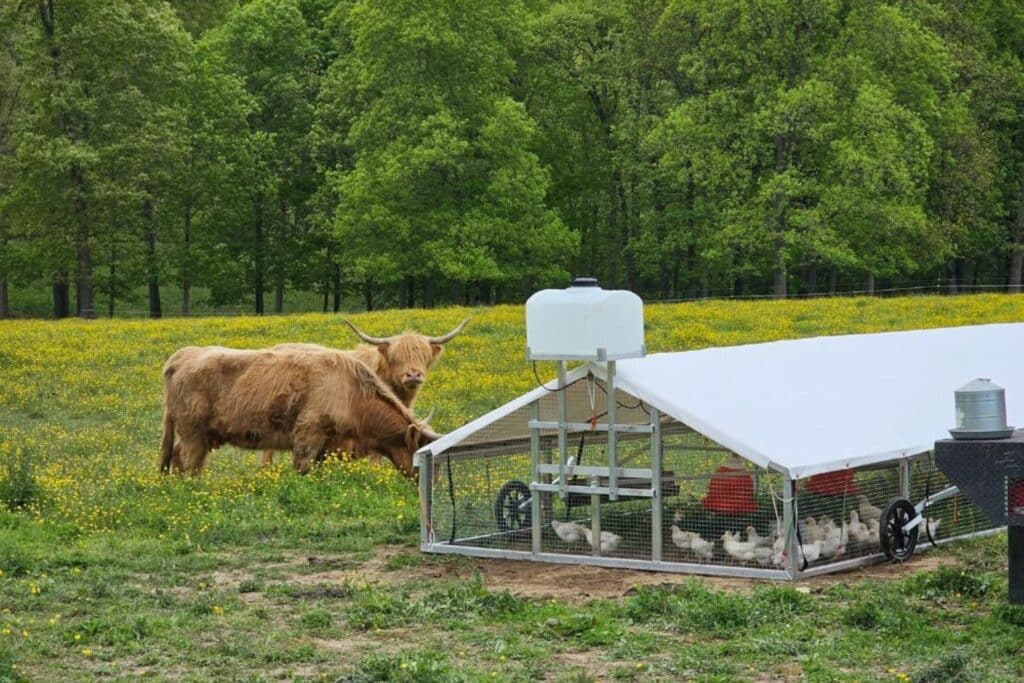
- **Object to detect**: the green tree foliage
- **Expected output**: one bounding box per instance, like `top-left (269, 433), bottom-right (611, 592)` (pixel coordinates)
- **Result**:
top-left (202, 0), bottom-right (318, 314)
top-left (325, 0), bottom-right (576, 308)
top-left (1, 0), bottom-right (1023, 316)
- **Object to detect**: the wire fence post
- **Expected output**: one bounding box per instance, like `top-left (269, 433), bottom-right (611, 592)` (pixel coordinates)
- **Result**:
top-left (650, 405), bottom-right (662, 563)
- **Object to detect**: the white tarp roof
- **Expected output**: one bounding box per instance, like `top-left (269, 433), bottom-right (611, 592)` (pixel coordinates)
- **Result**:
top-left (419, 323), bottom-right (1024, 479)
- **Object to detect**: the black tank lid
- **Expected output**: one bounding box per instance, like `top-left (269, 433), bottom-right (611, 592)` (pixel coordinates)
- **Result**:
top-left (570, 277), bottom-right (599, 288)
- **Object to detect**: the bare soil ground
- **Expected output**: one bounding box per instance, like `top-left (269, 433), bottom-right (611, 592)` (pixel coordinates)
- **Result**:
top-left (213, 544), bottom-right (957, 603)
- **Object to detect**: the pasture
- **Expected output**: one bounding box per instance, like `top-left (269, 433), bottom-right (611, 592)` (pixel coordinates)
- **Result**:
top-left (2, 295), bottom-right (1024, 681)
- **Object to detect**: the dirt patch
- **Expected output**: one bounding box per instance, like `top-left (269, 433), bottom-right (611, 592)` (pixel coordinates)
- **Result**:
top-left (287, 585), bottom-right (353, 600)
top-left (548, 651), bottom-right (635, 681)
top-left (197, 544), bottom-right (960, 605)
top-left (348, 545), bottom-right (961, 602)
top-left (309, 628), bottom-right (411, 659)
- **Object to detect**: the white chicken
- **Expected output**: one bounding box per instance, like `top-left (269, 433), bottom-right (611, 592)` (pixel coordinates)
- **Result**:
top-left (858, 495), bottom-right (883, 522)
top-left (802, 517), bottom-right (826, 544)
top-left (689, 533), bottom-right (715, 560)
top-left (848, 510), bottom-right (870, 542)
top-left (551, 519), bottom-right (583, 545)
top-left (671, 524), bottom-right (695, 550)
top-left (820, 524), bottom-right (846, 559)
top-left (926, 518), bottom-right (941, 537)
top-left (799, 539), bottom-right (823, 564)
top-left (722, 530), bottom-right (760, 562)
top-left (744, 526), bottom-right (771, 547)
top-left (751, 546), bottom-right (775, 566)
top-left (582, 527), bottom-right (622, 554)
top-left (772, 532), bottom-right (787, 555)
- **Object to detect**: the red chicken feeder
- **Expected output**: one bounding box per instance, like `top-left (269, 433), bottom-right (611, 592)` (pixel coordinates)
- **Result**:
top-left (805, 469), bottom-right (859, 496)
top-left (701, 458), bottom-right (758, 514)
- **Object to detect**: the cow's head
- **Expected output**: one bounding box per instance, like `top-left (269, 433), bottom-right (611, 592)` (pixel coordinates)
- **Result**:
top-left (343, 317), bottom-right (470, 395)
top-left (381, 418), bottom-right (441, 481)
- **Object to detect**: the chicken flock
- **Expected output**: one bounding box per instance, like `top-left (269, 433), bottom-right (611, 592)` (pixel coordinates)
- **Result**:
top-left (550, 494), bottom-right (939, 567)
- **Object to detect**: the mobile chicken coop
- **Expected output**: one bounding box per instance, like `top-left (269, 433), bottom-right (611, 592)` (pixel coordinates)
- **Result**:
top-left (414, 285), bottom-right (1024, 579)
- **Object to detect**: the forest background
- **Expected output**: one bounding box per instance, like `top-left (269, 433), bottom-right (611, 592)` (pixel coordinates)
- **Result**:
top-left (0, 0), bottom-right (1022, 318)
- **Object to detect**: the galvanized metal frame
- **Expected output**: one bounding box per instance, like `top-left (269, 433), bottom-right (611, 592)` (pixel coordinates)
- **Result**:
top-left (650, 406), bottom-right (663, 563)
top-left (421, 541), bottom-right (791, 580)
top-left (419, 392), bottom-right (1001, 580)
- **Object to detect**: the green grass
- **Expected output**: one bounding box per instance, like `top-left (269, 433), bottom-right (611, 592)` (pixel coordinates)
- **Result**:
top-left (1, 295), bottom-right (1024, 680)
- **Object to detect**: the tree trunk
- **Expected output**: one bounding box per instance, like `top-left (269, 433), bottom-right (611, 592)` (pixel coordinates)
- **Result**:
top-left (866, 272), bottom-right (875, 295)
top-left (670, 250), bottom-right (682, 299)
top-left (829, 269), bottom-right (838, 294)
top-left (108, 242), bottom-right (115, 318)
top-left (52, 272), bottom-right (69, 319)
top-left (254, 192), bottom-right (264, 315)
top-left (332, 263), bottom-right (341, 312)
top-left (422, 277), bottom-right (435, 308)
top-left (0, 273), bottom-right (8, 319)
top-left (363, 284), bottom-right (373, 311)
top-left (322, 281), bottom-right (328, 313)
top-left (397, 280), bottom-right (409, 308)
top-left (589, 203), bottom-right (599, 279)
top-left (71, 164), bottom-right (94, 318)
top-left (772, 134), bottom-right (789, 299)
top-left (685, 244), bottom-right (698, 299)
top-left (274, 200), bottom-right (287, 314)
top-left (617, 176), bottom-right (638, 292)
top-left (182, 205), bottom-right (191, 316)
top-left (143, 197), bottom-right (161, 318)
top-left (948, 259), bottom-right (964, 295)
top-left (1010, 176), bottom-right (1024, 292)
top-left (805, 260), bottom-right (818, 295)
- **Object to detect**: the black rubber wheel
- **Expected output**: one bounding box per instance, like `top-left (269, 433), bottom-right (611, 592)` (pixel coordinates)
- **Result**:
top-left (880, 497), bottom-right (919, 562)
top-left (494, 480), bottom-right (532, 532)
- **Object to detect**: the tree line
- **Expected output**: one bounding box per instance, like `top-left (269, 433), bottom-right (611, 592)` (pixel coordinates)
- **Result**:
top-left (0, 0), bottom-right (1022, 319)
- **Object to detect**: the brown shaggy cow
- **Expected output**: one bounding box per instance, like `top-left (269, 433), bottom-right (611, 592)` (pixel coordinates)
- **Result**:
top-left (259, 317), bottom-right (469, 466)
top-left (159, 344), bottom-right (439, 477)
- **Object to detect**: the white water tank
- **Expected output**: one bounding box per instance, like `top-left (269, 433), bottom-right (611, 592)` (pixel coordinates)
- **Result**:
top-left (526, 278), bottom-right (645, 361)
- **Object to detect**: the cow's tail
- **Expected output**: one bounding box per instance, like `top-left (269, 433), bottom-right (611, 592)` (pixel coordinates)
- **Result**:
top-left (159, 409), bottom-right (175, 474)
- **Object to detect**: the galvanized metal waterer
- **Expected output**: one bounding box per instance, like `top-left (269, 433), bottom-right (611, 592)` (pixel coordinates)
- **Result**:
top-left (949, 378), bottom-right (1015, 440)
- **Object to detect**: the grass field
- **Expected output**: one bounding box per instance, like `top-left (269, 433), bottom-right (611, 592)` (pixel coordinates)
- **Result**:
top-left (2, 295), bottom-right (1024, 681)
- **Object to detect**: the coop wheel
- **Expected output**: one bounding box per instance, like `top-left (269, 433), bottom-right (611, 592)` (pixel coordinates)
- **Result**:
top-left (494, 480), bottom-right (532, 532)
top-left (880, 497), bottom-right (918, 562)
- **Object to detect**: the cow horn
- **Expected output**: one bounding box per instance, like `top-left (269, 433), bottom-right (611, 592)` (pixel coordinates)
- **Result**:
top-left (427, 317), bottom-right (471, 345)
top-left (419, 424), bottom-right (442, 442)
top-left (343, 318), bottom-right (391, 345)
top-left (420, 407), bottom-right (436, 424)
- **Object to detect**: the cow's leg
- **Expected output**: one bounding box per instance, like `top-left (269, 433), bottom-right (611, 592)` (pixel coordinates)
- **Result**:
top-left (170, 441), bottom-right (187, 473)
top-left (261, 450), bottom-right (275, 467)
top-left (173, 438), bottom-right (209, 476)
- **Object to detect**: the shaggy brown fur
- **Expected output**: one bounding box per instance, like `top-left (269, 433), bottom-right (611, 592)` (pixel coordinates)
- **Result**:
top-left (259, 318), bottom-right (468, 466)
top-left (159, 345), bottom-right (438, 477)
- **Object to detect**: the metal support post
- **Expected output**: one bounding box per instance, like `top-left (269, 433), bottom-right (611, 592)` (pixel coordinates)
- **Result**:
top-left (591, 474), bottom-right (602, 557)
top-left (900, 458), bottom-right (911, 499)
top-left (607, 360), bottom-right (618, 501)
top-left (419, 452), bottom-right (432, 548)
top-left (1011, 526), bottom-right (1024, 604)
top-left (784, 476), bottom-right (799, 579)
top-left (557, 360), bottom-right (567, 499)
top-left (650, 406), bottom-right (662, 563)
top-left (530, 400), bottom-right (542, 555)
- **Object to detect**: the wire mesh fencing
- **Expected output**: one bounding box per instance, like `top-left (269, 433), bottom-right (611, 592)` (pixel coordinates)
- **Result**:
top-left (423, 393), bottom-right (999, 577)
